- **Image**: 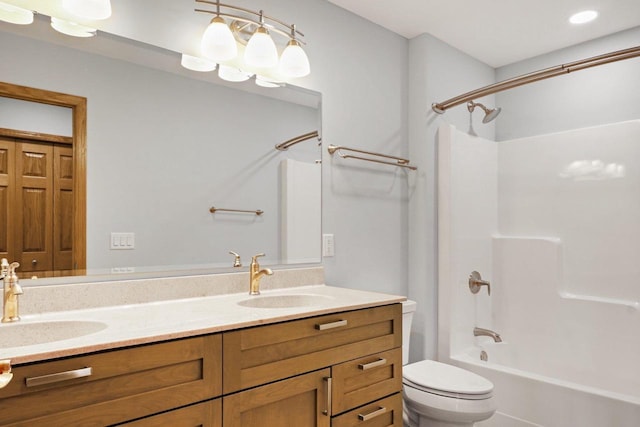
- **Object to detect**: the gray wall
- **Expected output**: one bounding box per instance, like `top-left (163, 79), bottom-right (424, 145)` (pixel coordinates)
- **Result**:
top-left (496, 26), bottom-right (640, 141)
top-left (407, 33), bottom-right (496, 362)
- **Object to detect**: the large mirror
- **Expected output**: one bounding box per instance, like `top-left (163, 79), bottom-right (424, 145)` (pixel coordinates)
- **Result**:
top-left (0, 15), bottom-right (322, 283)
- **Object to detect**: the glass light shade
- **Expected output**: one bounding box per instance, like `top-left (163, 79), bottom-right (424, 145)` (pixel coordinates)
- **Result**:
top-left (51, 17), bottom-right (96, 37)
top-left (279, 39), bottom-right (310, 78)
top-left (181, 54), bottom-right (217, 72)
top-left (0, 2), bottom-right (33, 25)
top-left (218, 65), bottom-right (252, 82)
top-left (255, 75), bottom-right (281, 88)
top-left (201, 16), bottom-right (237, 62)
top-left (244, 26), bottom-right (278, 68)
top-left (63, 0), bottom-right (112, 20)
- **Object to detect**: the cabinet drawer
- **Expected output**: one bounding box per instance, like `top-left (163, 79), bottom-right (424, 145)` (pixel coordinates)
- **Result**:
top-left (0, 334), bottom-right (221, 426)
top-left (332, 393), bottom-right (403, 427)
top-left (223, 304), bottom-right (401, 393)
top-left (117, 399), bottom-right (221, 427)
top-left (332, 348), bottom-right (402, 415)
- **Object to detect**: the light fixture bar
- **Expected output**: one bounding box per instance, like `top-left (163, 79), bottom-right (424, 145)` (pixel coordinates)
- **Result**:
top-left (195, 0), bottom-right (304, 39)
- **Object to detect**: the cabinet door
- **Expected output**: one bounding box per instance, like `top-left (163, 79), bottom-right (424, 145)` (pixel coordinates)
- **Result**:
top-left (117, 399), bottom-right (221, 427)
top-left (223, 369), bottom-right (331, 427)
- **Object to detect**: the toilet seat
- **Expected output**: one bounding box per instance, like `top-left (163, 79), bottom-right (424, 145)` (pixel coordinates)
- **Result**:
top-left (403, 360), bottom-right (494, 400)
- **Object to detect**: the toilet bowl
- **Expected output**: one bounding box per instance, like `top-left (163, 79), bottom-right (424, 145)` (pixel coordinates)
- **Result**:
top-left (402, 300), bottom-right (496, 427)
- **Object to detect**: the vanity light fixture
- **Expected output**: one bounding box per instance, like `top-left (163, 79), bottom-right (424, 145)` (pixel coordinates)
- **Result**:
top-left (0, 2), bottom-right (33, 25)
top-left (192, 0), bottom-right (310, 85)
top-left (569, 10), bottom-right (598, 25)
top-left (181, 54), bottom-right (217, 72)
top-left (63, 0), bottom-right (112, 21)
top-left (51, 17), bottom-right (96, 38)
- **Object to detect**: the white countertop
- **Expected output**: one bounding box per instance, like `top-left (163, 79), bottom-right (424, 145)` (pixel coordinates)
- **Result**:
top-left (0, 284), bottom-right (405, 365)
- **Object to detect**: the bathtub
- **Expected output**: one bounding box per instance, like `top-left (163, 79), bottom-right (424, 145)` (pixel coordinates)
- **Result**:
top-left (449, 341), bottom-right (640, 427)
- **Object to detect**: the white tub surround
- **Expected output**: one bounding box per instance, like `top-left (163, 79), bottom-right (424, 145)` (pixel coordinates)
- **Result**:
top-left (438, 122), bottom-right (640, 426)
top-left (1, 267), bottom-right (405, 364)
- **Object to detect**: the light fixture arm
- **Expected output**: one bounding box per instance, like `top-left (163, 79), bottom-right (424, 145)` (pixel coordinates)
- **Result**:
top-left (195, 0), bottom-right (304, 40)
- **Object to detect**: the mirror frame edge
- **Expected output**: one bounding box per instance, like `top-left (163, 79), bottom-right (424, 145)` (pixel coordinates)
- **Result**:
top-left (0, 81), bottom-right (87, 271)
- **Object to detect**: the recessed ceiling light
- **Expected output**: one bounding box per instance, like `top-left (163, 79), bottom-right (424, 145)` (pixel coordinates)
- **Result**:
top-left (569, 10), bottom-right (598, 25)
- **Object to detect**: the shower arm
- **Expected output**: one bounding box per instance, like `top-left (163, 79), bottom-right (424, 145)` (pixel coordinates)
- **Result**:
top-left (432, 45), bottom-right (640, 113)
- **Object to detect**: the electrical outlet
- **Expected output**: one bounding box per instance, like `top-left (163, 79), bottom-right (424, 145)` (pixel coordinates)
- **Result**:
top-left (322, 234), bottom-right (335, 257)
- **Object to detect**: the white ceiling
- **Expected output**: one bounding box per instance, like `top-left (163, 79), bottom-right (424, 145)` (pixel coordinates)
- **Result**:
top-left (327, 0), bottom-right (640, 67)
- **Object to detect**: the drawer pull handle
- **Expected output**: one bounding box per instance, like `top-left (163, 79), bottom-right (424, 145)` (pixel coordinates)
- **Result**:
top-left (26, 367), bottom-right (92, 388)
top-left (315, 319), bottom-right (347, 330)
top-left (323, 376), bottom-right (332, 416)
top-left (358, 406), bottom-right (387, 421)
top-left (358, 357), bottom-right (387, 370)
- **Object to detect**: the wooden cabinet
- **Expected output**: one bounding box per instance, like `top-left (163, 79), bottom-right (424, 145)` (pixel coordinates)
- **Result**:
top-left (224, 369), bottom-right (331, 427)
top-left (0, 335), bottom-right (222, 426)
top-left (332, 394), bottom-right (403, 427)
top-left (223, 303), bottom-right (403, 426)
top-left (117, 400), bottom-right (222, 427)
top-left (0, 303), bottom-right (402, 426)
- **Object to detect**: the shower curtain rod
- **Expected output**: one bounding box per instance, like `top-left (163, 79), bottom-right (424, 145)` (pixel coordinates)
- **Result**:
top-left (432, 45), bottom-right (640, 113)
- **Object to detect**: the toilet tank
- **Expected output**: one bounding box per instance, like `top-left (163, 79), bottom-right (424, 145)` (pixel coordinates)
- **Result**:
top-left (401, 300), bottom-right (417, 365)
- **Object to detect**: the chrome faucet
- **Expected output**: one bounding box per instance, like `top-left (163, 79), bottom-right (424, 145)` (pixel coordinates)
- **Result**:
top-left (2, 259), bottom-right (23, 323)
top-left (473, 327), bottom-right (502, 343)
top-left (249, 253), bottom-right (273, 295)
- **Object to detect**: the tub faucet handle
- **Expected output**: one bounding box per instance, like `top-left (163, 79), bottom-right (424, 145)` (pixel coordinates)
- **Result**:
top-left (469, 271), bottom-right (491, 295)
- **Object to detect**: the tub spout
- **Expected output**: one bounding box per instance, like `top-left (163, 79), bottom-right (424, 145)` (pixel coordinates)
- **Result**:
top-left (474, 327), bottom-right (502, 343)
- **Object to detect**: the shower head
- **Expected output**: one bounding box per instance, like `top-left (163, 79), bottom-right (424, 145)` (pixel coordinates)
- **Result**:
top-left (467, 101), bottom-right (501, 123)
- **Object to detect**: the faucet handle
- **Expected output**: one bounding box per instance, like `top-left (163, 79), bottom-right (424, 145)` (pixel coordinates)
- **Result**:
top-left (251, 253), bottom-right (266, 264)
top-left (469, 271), bottom-right (491, 295)
top-left (1, 259), bottom-right (8, 278)
top-left (229, 251), bottom-right (242, 267)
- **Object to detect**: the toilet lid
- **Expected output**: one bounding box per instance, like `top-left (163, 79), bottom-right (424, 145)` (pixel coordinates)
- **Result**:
top-left (403, 360), bottom-right (494, 396)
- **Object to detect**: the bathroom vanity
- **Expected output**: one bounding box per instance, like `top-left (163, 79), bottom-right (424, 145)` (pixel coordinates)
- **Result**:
top-left (0, 272), bottom-right (404, 426)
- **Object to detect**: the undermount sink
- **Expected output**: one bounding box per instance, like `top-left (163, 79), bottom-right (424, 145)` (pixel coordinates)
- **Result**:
top-left (0, 320), bottom-right (108, 348)
top-left (237, 294), bottom-right (333, 309)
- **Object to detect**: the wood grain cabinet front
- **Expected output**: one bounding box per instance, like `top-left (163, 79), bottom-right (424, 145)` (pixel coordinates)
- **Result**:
top-left (223, 369), bottom-right (331, 427)
top-left (223, 304), bottom-right (402, 394)
top-left (0, 334), bottom-right (222, 426)
top-left (331, 348), bottom-right (402, 415)
top-left (116, 400), bottom-right (222, 427)
top-left (331, 394), bottom-right (403, 427)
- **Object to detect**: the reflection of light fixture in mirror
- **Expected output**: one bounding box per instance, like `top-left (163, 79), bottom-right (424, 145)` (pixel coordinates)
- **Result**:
top-left (218, 65), bottom-right (252, 82)
top-left (63, 0), bottom-right (112, 20)
top-left (193, 0), bottom-right (310, 82)
top-left (0, 2), bottom-right (33, 25)
top-left (51, 17), bottom-right (96, 37)
top-left (181, 54), bottom-right (217, 72)
top-left (255, 75), bottom-right (282, 88)
top-left (467, 101), bottom-right (501, 124)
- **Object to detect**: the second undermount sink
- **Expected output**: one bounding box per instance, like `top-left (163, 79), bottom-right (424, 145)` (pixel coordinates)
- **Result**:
top-left (237, 294), bottom-right (334, 309)
top-left (0, 320), bottom-right (108, 348)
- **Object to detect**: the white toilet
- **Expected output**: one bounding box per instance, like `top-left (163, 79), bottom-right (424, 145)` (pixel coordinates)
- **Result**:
top-left (402, 300), bottom-right (496, 427)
